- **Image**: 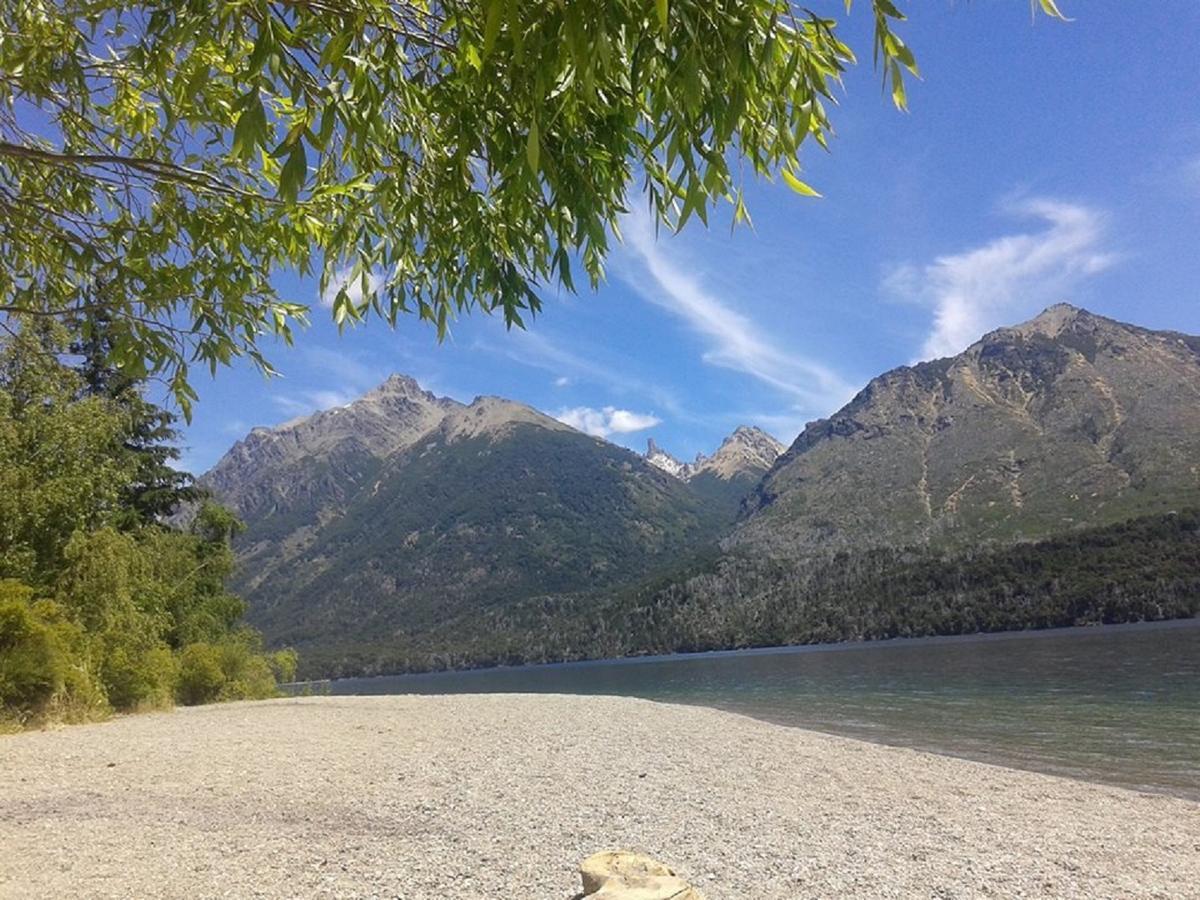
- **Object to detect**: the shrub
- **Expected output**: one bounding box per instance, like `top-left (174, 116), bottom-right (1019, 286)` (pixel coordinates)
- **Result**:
top-left (176, 643), bottom-right (225, 706)
top-left (0, 583), bottom-right (66, 718)
top-left (102, 643), bottom-right (179, 712)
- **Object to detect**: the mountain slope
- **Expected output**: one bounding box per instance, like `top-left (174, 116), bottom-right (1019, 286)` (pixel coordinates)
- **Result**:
top-left (736, 304), bottom-right (1200, 552)
top-left (643, 426), bottom-right (785, 519)
top-left (686, 426), bottom-right (786, 517)
top-left (203, 375), bottom-right (459, 531)
top-left (209, 393), bottom-right (729, 658)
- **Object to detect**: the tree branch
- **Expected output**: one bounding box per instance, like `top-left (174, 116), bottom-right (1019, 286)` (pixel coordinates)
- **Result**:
top-left (0, 141), bottom-right (278, 204)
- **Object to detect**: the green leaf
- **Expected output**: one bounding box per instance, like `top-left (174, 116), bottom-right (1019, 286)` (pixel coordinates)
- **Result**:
top-left (278, 143), bottom-right (307, 203)
top-left (656, 0), bottom-right (669, 34)
top-left (781, 167), bottom-right (821, 197)
top-left (483, 0), bottom-right (503, 59)
top-left (526, 119), bottom-right (540, 174)
top-left (231, 97), bottom-right (265, 160)
top-left (1037, 0), bottom-right (1070, 20)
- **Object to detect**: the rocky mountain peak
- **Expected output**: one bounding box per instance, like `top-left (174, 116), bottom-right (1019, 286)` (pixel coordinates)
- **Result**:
top-left (695, 426), bottom-right (785, 481)
top-left (644, 426), bottom-right (784, 482)
top-left (1020, 302), bottom-right (1086, 336)
top-left (737, 306), bottom-right (1200, 552)
top-left (644, 439), bottom-right (690, 478)
top-left (200, 373), bottom-right (461, 517)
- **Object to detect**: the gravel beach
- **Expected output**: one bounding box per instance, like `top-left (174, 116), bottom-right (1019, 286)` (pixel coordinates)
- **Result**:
top-left (2, 694), bottom-right (1197, 899)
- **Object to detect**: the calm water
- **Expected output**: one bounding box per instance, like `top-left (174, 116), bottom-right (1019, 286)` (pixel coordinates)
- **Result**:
top-left (329, 619), bottom-right (1200, 799)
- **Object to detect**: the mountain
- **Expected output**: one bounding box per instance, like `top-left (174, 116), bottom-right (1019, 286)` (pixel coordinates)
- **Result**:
top-left (644, 438), bottom-right (692, 479)
top-left (735, 304), bottom-right (1200, 552)
top-left (202, 385), bottom-right (748, 664)
top-left (201, 305), bottom-right (1200, 677)
top-left (643, 427), bottom-right (785, 518)
top-left (204, 374), bottom-right (459, 529)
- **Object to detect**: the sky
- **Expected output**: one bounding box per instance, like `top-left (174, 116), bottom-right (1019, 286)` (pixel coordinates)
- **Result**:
top-left (177, 1), bottom-right (1200, 474)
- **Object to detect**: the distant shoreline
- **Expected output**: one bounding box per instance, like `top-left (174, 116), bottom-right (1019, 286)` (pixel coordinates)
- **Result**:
top-left (3, 695), bottom-right (1196, 898)
top-left (303, 614), bottom-right (1200, 684)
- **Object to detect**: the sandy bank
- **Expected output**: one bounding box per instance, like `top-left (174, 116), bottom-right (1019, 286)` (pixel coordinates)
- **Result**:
top-left (1, 694), bottom-right (1196, 899)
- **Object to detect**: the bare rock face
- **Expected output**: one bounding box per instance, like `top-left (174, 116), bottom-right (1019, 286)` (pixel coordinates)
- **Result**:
top-left (201, 374), bottom-right (461, 522)
top-left (578, 851), bottom-right (704, 900)
top-left (692, 426), bottom-right (786, 481)
top-left (644, 438), bottom-right (690, 479)
top-left (736, 304), bottom-right (1200, 552)
top-left (643, 427), bottom-right (784, 483)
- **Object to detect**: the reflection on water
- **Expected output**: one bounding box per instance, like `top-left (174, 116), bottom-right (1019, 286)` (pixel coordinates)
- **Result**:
top-left (331, 619), bottom-right (1200, 799)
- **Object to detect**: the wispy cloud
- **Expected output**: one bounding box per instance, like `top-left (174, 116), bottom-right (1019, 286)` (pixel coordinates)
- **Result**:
top-left (887, 197), bottom-right (1118, 361)
top-left (474, 326), bottom-right (691, 420)
top-left (270, 346), bottom-right (391, 418)
top-left (271, 389), bottom-right (359, 417)
top-left (292, 345), bottom-right (387, 389)
top-left (618, 208), bottom-right (856, 414)
top-left (319, 264), bottom-right (384, 309)
top-left (556, 406), bottom-right (661, 438)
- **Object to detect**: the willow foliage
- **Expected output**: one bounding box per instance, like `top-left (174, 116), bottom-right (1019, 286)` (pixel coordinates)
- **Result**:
top-left (0, 2), bottom-right (1064, 412)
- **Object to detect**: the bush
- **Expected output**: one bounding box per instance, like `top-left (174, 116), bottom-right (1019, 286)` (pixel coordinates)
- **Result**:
top-left (175, 637), bottom-right (282, 705)
top-left (0, 584), bottom-right (66, 717)
top-left (102, 643), bottom-right (179, 712)
top-left (269, 648), bottom-right (299, 684)
top-left (176, 643), bottom-right (225, 706)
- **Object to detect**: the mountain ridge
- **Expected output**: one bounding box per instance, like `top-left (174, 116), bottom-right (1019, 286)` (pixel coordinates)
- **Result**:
top-left (735, 304), bottom-right (1200, 551)
top-left (197, 304), bottom-right (1200, 676)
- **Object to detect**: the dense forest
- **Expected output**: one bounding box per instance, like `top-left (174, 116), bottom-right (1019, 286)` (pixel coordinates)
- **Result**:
top-left (298, 509), bottom-right (1200, 678)
top-left (0, 323), bottom-right (294, 729)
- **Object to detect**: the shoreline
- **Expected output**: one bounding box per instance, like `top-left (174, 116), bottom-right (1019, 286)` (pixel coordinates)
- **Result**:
top-left (297, 615), bottom-right (1200, 684)
top-left (3, 694), bottom-right (1197, 898)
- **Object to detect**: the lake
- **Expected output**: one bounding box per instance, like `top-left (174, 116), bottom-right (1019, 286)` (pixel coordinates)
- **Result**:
top-left (327, 618), bottom-right (1200, 800)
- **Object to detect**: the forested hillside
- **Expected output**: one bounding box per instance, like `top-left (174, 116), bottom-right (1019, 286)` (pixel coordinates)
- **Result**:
top-left (199, 307), bottom-right (1200, 680)
top-left (297, 510), bottom-right (1200, 677)
top-left (235, 403), bottom-right (730, 650)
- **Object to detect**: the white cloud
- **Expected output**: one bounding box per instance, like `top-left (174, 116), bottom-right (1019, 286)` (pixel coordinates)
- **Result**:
top-left (270, 346), bottom-right (390, 419)
top-left (888, 197), bottom-right (1118, 361)
top-left (619, 207), bottom-right (857, 414)
top-left (293, 345), bottom-right (386, 388)
top-left (556, 406), bottom-right (661, 438)
top-left (320, 264), bottom-right (383, 308)
top-left (473, 327), bottom-right (692, 420)
top-left (271, 389), bottom-right (358, 417)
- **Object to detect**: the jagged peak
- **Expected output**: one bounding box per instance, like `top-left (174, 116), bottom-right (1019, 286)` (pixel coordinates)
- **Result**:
top-left (643, 427), bottom-right (784, 481)
top-left (1006, 303), bottom-right (1093, 340)
top-left (721, 425), bottom-right (785, 451)
top-left (367, 372), bottom-right (425, 396)
top-left (696, 425), bottom-right (785, 480)
top-left (644, 438), bottom-right (689, 478)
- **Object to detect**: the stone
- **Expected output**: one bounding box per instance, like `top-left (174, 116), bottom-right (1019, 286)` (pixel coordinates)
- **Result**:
top-left (578, 850), bottom-right (704, 899)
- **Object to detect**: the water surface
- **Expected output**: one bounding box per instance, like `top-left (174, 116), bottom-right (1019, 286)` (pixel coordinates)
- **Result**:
top-left (329, 619), bottom-right (1200, 799)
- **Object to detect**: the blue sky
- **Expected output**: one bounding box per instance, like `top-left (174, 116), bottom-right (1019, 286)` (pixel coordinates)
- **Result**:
top-left (177, 1), bottom-right (1200, 473)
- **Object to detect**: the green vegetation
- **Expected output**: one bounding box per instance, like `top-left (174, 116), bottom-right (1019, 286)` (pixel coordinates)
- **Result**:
top-left (238, 423), bottom-right (731, 649)
top-left (0, 324), bottom-right (293, 729)
top-left (294, 510), bottom-right (1200, 677)
top-left (0, 2), bottom-right (1065, 410)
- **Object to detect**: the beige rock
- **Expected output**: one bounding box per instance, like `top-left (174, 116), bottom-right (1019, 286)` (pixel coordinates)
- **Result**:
top-left (579, 850), bottom-right (704, 899)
